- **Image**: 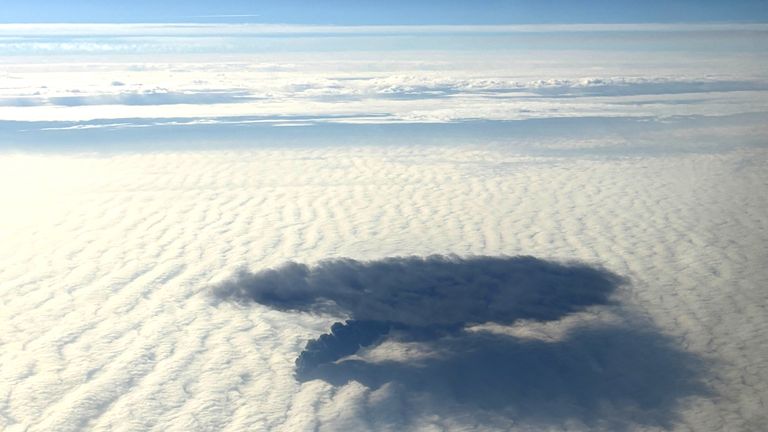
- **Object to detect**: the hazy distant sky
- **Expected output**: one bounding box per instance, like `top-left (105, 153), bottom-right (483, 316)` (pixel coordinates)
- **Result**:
top-left (3, 0), bottom-right (768, 24)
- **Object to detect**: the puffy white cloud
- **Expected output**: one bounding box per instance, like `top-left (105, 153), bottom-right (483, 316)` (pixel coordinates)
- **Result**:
top-left (0, 144), bottom-right (766, 430)
top-left (1, 21), bottom-right (767, 432)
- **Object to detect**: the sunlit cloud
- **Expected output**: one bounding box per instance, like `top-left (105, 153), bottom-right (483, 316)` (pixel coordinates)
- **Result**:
top-left (1, 16), bottom-right (766, 432)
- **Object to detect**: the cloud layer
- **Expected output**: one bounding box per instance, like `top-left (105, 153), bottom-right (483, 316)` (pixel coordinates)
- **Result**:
top-left (1, 23), bottom-right (766, 125)
top-left (1, 146), bottom-right (766, 431)
top-left (1, 22), bottom-right (767, 431)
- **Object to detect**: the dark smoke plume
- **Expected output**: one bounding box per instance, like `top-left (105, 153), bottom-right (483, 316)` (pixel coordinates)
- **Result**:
top-left (215, 255), bottom-right (624, 371)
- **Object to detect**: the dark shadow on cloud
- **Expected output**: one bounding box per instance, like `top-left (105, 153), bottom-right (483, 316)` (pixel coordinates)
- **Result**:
top-left (294, 319), bottom-right (463, 375)
top-left (303, 324), bottom-right (709, 430)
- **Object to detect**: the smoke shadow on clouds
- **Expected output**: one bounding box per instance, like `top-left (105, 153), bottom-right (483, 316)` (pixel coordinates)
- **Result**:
top-left (300, 323), bottom-right (709, 430)
top-left (214, 255), bottom-right (710, 429)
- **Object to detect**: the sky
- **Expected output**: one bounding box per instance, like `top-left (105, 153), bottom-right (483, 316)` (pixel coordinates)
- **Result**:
top-left (2, 0), bottom-right (768, 24)
top-left (2, 22), bottom-right (766, 144)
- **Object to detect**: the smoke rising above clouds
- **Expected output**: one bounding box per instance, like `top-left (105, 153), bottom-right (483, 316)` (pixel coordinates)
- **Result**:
top-left (214, 255), bottom-right (624, 326)
top-left (215, 255), bottom-right (710, 428)
top-left (215, 255), bottom-right (628, 374)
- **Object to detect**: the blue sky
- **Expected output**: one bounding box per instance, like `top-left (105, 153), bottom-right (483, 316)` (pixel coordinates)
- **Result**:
top-left (2, 0), bottom-right (768, 24)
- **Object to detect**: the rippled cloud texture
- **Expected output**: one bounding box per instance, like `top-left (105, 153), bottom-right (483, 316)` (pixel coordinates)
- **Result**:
top-left (1, 21), bottom-right (767, 432)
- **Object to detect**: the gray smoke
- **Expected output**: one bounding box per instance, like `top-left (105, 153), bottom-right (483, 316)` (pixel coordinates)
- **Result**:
top-left (214, 255), bottom-right (624, 327)
top-left (214, 255), bottom-right (626, 373)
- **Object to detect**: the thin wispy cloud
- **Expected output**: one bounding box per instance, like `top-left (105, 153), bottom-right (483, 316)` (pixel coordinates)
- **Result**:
top-left (0, 24), bottom-right (766, 127)
top-left (188, 14), bottom-right (261, 18)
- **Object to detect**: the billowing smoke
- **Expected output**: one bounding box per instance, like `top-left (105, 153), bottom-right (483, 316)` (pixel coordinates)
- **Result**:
top-left (215, 255), bottom-right (625, 374)
top-left (215, 255), bottom-right (623, 326)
